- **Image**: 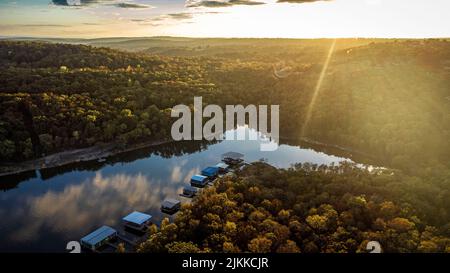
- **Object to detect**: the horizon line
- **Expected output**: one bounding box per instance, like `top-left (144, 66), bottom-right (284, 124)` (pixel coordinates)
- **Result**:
top-left (1, 35), bottom-right (450, 41)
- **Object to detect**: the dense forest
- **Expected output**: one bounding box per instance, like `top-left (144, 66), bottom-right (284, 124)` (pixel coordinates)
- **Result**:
top-left (0, 41), bottom-right (216, 162)
top-left (0, 39), bottom-right (449, 252)
top-left (1, 39), bottom-right (449, 174)
top-left (137, 162), bottom-right (449, 253)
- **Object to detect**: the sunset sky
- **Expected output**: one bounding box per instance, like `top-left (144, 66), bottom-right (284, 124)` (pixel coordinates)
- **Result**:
top-left (0, 0), bottom-right (449, 38)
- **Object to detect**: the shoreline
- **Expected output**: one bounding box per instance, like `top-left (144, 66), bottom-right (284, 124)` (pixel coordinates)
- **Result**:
top-left (281, 136), bottom-right (375, 159)
top-left (0, 139), bottom-right (173, 177)
top-left (0, 136), bottom-right (374, 178)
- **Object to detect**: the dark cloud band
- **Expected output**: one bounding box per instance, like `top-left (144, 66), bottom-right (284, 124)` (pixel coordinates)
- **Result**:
top-left (52, 0), bottom-right (151, 8)
top-left (186, 0), bottom-right (266, 8)
top-left (277, 0), bottom-right (333, 3)
top-left (52, 0), bottom-right (111, 6)
top-left (115, 3), bottom-right (152, 9)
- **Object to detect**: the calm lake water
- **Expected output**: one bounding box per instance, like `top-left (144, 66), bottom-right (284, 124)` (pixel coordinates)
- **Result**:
top-left (0, 127), bottom-right (363, 252)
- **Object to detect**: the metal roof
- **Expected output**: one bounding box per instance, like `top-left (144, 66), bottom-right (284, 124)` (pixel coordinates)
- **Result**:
top-left (81, 225), bottom-right (116, 246)
top-left (162, 198), bottom-right (181, 208)
top-left (215, 162), bottom-right (229, 169)
top-left (122, 211), bottom-right (152, 225)
top-left (191, 174), bottom-right (208, 182)
top-left (222, 152), bottom-right (244, 159)
top-left (183, 186), bottom-right (198, 192)
top-left (201, 166), bottom-right (219, 176)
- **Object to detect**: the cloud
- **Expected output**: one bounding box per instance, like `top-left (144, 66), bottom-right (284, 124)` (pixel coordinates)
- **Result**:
top-left (170, 166), bottom-right (183, 182)
top-left (131, 11), bottom-right (224, 27)
top-left (52, 0), bottom-right (112, 6)
top-left (52, 0), bottom-right (68, 5)
top-left (131, 13), bottom-right (193, 26)
top-left (17, 24), bottom-right (69, 28)
top-left (167, 12), bottom-right (194, 20)
top-left (186, 0), bottom-right (266, 8)
top-left (114, 2), bottom-right (152, 9)
top-left (51, 0), bottom-right (70, 5)
top-left (52, 0), bottom-right (152, 8)
top-left (277, 0), bottom-right (333, 3)
top-left (83, 22), bottom-right (102, 25)
top-left (4, 172), bottom-right (183, 242)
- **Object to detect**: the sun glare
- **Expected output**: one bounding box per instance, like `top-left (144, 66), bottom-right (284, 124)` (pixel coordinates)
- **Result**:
top-left (0, 0), bottom-right (449, 38)
top-left (300, 39), bottom-right (337, 137)
top-left (167, 0), bottom-right (450, 38)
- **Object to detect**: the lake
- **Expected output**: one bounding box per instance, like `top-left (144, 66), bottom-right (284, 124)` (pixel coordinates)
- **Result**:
top-left (0, 127), bottom-right (365, 252)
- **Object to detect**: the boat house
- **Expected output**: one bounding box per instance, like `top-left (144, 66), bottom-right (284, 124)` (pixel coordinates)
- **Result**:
top-left (80, 225), bottom-right (117, 251)
top-left (222, 152), bottom-right (244, 165)
top-left (180, 186), bottom-right (198, 198)
top-left (122, 211), bottom-right (152, 232)
top-left (161, 198), bottom-right (181, 214)
top-left (190, 174), bottom-right (208, 187)
top-left (215, 162), bottom-right (229, 173)
top-left (201, 166), bottom-right (219, 178)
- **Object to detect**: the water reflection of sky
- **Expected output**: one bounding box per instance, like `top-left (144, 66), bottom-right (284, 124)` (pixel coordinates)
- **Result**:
top-left (0, 128), bottom-right (351, 252)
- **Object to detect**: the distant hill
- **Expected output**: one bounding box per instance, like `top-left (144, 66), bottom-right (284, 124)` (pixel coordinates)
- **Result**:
top-left (0, 39), bottom-right (449, 174)
top-left (1, 36), bottom-right (405, 53)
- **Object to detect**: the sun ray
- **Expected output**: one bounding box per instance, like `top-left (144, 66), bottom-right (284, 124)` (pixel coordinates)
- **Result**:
top-left (300, 39), bottom-right (337, 137)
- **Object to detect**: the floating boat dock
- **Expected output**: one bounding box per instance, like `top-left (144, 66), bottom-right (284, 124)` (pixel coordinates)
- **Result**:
top-left (190, 174), bottom-right (209, 188)
top-left (122, 211), bottom-right (152, 232)
top-left (79, 151), bottom-right (246, 253)
top-left (161, 198), bottom-right (181, 214)
top-left (215, 162), bottom-right (229, 173)
top-left (221, 151), bottom-right (244, 165)
top-left (201, 166), bottom-right (219, 178)
top-left (180, 186), bottom-right (198, 198)
top-left (80, 225), bottom-right (118, 252)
